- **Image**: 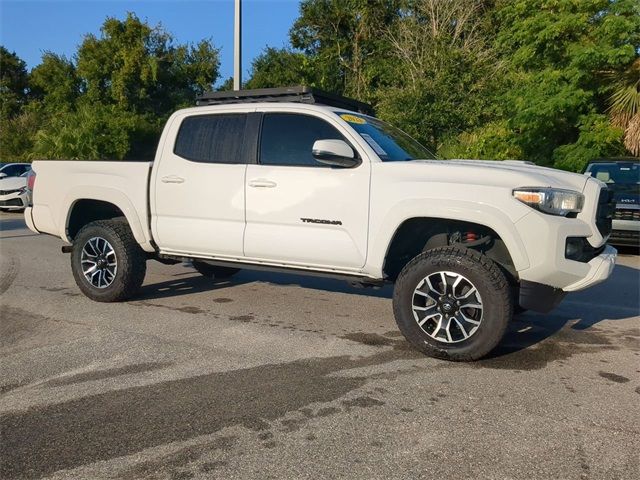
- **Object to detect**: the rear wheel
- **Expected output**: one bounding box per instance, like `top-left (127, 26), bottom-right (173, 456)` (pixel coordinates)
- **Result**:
top-left (192, 260), bottom-right (240, 280)
top-left (71, 218), bottom-right (146, 302)
top-left (393, 246), bottom-right (512, 361)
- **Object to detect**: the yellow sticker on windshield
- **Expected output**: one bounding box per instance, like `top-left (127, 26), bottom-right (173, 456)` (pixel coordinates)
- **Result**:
top-left (340, 114), bottom-right (367, 124)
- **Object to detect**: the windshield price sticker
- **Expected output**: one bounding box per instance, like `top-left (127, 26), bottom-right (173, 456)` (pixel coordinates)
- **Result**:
top-left (360, 133), bottom-right (387, 156)
top-left (340, 114), bottom-right (367, 124)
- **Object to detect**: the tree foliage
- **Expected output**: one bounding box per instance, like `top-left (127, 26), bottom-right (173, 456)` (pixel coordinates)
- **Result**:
top-left (0, 13), bottom-right (219, 161)
top-left (1, 3), bottom-right (638, 169)
top-left (248, 0), bottom-right (639, 169)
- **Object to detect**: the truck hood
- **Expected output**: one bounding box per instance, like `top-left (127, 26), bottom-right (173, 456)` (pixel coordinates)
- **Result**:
top-left (407, 159), bottom-right (590, 192)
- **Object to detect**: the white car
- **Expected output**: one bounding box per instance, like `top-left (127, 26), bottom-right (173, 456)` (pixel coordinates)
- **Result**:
top-left (0, 162), bottom-right (31, 179)
top-left (23, 86), bottom-right (617, 360)
top-left (0, 171), bottom-right (30, 211)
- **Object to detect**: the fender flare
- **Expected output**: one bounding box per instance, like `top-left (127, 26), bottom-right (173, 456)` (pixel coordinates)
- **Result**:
top-left (367, 198), bottom-right (531, 276)
top-left (60, 186), bottom-right (154, 252)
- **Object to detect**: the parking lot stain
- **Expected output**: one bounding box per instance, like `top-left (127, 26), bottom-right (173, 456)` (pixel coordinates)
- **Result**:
top-left (200, 460), bottom-right (227, 473)
top-left (118, 435), bottom-right (236, 480)
top-left (40, 286), bottom-right (66, 292)
top-left (0, 307), bottom-right (54, 349)
top-left (44, 362), bottom-right (172, 387)
top-left (0, 347), bottom-right (419, 479)
top-left (341, 332), bottom-right (396, 347)
top-left (0, 255), bottom-right (19, 295)
top-left (0, 383), bottom-right (24, 395)
top-left (212, 298), bottom-right (233, 303)
top-left (132, 301), bottom-right (207, 315)
top-left (341, 396), bottom-right (385, 409)
top-left (229, 315), bottom-right (254, 323)
top-left (475, 317), bottom-right (618, 370)
top-left (598, 371), bottom-right (630, 383)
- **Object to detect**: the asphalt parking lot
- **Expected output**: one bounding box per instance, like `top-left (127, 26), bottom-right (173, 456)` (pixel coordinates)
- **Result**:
top-left (1, 211), bottom-right (638, 480)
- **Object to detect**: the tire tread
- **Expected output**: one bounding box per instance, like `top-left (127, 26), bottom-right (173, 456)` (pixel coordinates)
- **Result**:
top-left (71, 217), bottom-right (146, 302)
top-left (393, 246), bottom-right (512, 361)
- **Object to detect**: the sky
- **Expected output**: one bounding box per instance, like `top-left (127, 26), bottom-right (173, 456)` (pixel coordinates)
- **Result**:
top-left (0, 0), bottom-right (301, 85)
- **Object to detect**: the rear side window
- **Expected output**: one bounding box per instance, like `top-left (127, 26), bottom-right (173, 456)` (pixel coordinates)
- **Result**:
top-left (260, 113), bottom-right (347, 167)
top-left (174, 114), bottom-right (247, 164)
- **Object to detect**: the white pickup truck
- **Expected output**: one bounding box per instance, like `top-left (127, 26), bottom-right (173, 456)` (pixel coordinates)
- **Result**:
top-left (25, 87), bottom-right (617, 360)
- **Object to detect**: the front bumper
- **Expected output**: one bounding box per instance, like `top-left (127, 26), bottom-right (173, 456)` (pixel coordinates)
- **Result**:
top-left (562, 245), bottom-right (617, 292)
top-left (0, 193), bottom-right (28, 210)
top-left (518, 245), bottom-right (616, 312)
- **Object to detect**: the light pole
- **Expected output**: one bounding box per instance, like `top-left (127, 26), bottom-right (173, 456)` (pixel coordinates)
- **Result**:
top-left (233, 0), bottom-right (242, 90)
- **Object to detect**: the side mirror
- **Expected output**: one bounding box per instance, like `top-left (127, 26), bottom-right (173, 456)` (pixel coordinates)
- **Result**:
top-left (0, 172), bottom-right (7, 179)
top-left (312, 139), bottom-right (358, 168)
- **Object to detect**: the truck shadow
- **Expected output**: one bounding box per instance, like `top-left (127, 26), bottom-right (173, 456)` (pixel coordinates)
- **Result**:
top-left (140, 265), bottom-right (394, 300)
top-left (481, 262), bottom-right (639, 366)
top-left (0, 216), bottom-right (27, 232)
top-left (138, 264), bottom-right (638, 364)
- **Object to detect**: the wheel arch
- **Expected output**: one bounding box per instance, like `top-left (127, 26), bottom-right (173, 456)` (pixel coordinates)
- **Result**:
top-left (62, 188), bottom-right (154, 252)
top-left (376, 211), bottom-right (530, 282)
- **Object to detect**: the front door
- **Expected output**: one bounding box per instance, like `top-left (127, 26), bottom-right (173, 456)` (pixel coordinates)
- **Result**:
top-left (244, 112), bottom-right (370, 270)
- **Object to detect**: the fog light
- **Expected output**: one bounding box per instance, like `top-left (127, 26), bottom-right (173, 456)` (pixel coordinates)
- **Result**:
top-left (565, 237), bottom-right (584, 261)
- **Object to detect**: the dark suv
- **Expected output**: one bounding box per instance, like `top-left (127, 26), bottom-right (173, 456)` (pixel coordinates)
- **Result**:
top-left (584, 158), bottom-right (639, 247)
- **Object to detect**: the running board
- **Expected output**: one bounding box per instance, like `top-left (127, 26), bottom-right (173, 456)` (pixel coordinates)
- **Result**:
top-left (157, 253), bottom-right (386, 287)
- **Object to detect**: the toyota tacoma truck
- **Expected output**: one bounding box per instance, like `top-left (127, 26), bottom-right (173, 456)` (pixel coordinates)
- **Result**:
top-left (24, 86), bottom-right (617, 361)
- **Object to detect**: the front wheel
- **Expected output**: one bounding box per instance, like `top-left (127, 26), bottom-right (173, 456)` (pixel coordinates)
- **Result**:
top-left (393, 246), bottom-right (512, 361)
top-left (71, 218), bottom-right (147, 302)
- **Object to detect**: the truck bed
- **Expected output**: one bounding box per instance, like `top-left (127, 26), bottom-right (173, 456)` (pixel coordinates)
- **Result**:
top-left (28, 161), bottom-right (153, 248)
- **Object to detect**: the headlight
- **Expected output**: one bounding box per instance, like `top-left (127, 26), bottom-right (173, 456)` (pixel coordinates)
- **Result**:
top-left (513, 187), bottom-right (584, 216)
top-left (17, 186), bottom-right (27, 194)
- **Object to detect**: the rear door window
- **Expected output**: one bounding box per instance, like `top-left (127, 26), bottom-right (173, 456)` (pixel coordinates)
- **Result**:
top-left (174, 114), bottom-right (247, 164)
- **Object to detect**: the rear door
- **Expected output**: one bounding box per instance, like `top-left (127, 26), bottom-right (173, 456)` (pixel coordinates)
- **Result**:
top-left (152, 111), bottom-right (256, 257)
top-left (243, 111), bottom-right (370, 269)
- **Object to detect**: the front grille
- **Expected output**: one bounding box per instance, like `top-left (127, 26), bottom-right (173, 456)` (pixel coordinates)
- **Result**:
top-left (595, 188), bottom-right (614, 237)
top-left (0, 198), bottom-right (23, 207)
top-left (0, 189), bottom-right (21, 195)
top-left (610, 229), bottom-right (640, 247)
top-left (613, 208), bottom-right (640, 221)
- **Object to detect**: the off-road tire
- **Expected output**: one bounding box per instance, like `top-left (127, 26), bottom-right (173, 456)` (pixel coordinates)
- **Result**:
top-left (71, 218), bottom-right (146, 302)
top-left (393, 246), bottom-right (512, 361)
top-left (192, 261), bottom-right (240, 280)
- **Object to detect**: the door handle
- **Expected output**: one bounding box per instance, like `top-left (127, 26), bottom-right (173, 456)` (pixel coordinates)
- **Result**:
top-left (161, 175), bottom-right (185, 184)
top-left (248, 179), bottom-right (277, 188)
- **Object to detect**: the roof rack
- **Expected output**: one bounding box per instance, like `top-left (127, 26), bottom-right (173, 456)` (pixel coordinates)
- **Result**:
top-left (196, 86), bottom-right (374, 115)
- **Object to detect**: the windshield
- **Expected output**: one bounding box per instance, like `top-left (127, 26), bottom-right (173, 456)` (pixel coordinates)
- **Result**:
top-left (586, 162), bottom-right (639, 192)
top-left (336, 112), bottom-right (436, 161)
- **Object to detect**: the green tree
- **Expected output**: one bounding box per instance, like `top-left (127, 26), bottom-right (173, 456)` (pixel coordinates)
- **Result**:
top-left (245, 47), bottom-right (318, 89)
top-left (607, 58), bottom-right (640, 156)
top-left (0, 47), bottom-right (34, 161)
top-left (31, 104), bottom-right (157, 160)
top-left (0, 46), bottom-right (29, 120)
top-left (29, 52), bottom-right (79, 113)
top-left (76, 12), bottom-right (220, 115)
top-left (494, 0), bottom-right (640, 168)
top-left (290, 0), bottom-right (400, 99)
top-left (0, 110), bottom-right (41, 161)
top-left (29, 13), bottom-right (221, 160)
top-left (376, 0), bottom-right (501, 151)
